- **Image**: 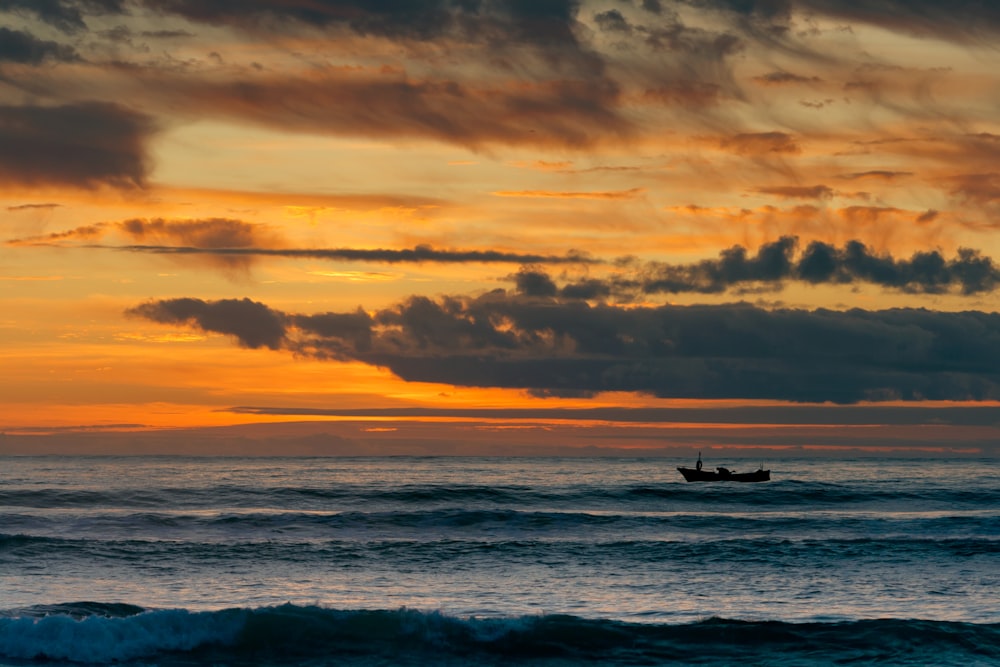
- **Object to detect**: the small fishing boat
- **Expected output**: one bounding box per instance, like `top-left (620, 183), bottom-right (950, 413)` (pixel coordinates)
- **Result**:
top-left (677, 453), bottom-right (770, 483)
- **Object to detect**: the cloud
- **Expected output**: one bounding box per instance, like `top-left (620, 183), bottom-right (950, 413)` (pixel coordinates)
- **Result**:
top-left (7, 218), bottom-right (265, 247)
top-left (641, 81), bottom-right (723, 107)
top-left (720, 132), bottom-right (800, 155)
top-left (6, 203), bottom-right (61, 211)
top-left (155, 72), bottom-right (628, 151)
top-left (680, 0), bottom-right (1000, 46)
top-left (0, 27), bottom-right (80, 63)
top-left (755, 185), bottom-right (835, 200)
top-left (128, 293), bottom-right (1000, 403)
top-left (226, 403), bottom-right (1000, 427)
top-left (752, 71), bottom-right (822, 86)
top-left (0, 0), bottom-right (125, 34)
top-left (127, 297), bottom-right (286, 349)
top-left (137, 0), bottom-right (606, 77)
top-left (795, 0), bottom-right (1000, 44)
top-left (949, 173), bottom-right (1000, 207)
top-left (7, 219), bottom-right (596, 266)
top-left (509, 238), bottom-right (1000, 297)
top-left (115, 245), bottom-right (597, 265)
top-left (839, 171), bottom-right (913, 181)
top-left (117, 217), bottom-right (264, 247)
top-left (0, 102), bottom-right (155, 188)
top-left (655, 238), bottom-right (1000, 295)
top-left (492, 188), bottom-right (644, 199)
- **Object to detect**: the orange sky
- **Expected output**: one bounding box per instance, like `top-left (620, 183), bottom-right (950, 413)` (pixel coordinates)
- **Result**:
top-left (3, 1), bottom-right (1000, 455)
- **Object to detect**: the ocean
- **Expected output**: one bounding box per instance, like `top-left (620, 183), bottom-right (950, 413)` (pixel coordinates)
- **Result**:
top-left (1, 455), bottom-right (998, 665)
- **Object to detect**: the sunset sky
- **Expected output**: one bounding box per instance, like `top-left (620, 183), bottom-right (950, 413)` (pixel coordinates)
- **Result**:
top-left (3, 0), bottom-right (1000, 455)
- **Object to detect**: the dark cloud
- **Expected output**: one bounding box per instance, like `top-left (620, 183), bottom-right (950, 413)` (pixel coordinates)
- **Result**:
top-left (127, 297), bottom-right (286, 349)
top-left (505, 239), bottom-right (1000, 298)
top-left (140, 0), bottom-right (602, 73)
top-left (0, 27), bottom-right (80, 63)
top-left (118, 218), bottom-right (262, 248)
top-left (5, 218), bottom-right (261, 246)
top-left (128, 294), bottom-right (1000, 403)
top-left (0, 0), bottom-right (125, 33)
top-left (512, 268), bottom-right (559, 297)
top-left (595, 9), bottom-right (631, 33)
top-left (642, 236), bottom-right (797, 294)
top-left (839, 170), bottom-right (913, 181)
top-left (7, 218), bottom-right (596, 266)
top-left (639, 21), bottom-right (743, 58)
top-left (752, 71), bottom-right (822, 85)
top-left (649, 238), bottom-right (1000, 296)
top-left (6, 203), bottom-right (61, 211)
top-left (115, 244), bottom-right (595, 265)
top-left (0, 102), bottom-right (155, 188)
top-left (755, 184), bottom-right (834, 199)
top-left (641, 0), bottom-right (663, 14)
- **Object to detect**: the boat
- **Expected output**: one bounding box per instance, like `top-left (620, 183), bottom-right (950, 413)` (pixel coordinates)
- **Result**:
top-left (677, 452), bottom-right (770, 483)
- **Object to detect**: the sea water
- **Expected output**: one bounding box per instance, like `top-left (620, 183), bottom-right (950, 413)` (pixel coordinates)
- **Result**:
top-left (1, 456), bottom-right (998, 665)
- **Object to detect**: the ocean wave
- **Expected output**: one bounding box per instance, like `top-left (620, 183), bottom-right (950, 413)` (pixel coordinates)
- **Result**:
top-left (4, 481), bottom-right (999, 511)
top-left (1, 603), bottom-right (998, 666)
top-left (3, 531), bottom-right (997, 570)
top-left (3, 505), bottom-right (998, 545)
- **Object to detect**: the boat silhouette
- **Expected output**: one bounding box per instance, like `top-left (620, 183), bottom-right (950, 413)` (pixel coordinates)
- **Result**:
top-left (677, 452), bottom-right (770, 482)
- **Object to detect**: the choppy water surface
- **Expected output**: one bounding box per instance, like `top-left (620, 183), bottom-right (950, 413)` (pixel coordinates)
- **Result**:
top-left (2, 456), bottom-right (998, 665)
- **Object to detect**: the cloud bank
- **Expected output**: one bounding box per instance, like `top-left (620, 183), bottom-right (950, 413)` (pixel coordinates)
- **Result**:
top-left (128, 294), bottom-right (1000, 403)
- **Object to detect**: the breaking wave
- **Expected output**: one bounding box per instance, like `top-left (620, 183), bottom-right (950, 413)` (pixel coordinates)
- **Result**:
top-left (2, 603), bottom-right (998, 666)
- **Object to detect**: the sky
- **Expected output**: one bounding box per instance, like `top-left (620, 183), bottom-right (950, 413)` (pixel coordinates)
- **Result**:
top-left (3, 0), bottom-right (1000, 456)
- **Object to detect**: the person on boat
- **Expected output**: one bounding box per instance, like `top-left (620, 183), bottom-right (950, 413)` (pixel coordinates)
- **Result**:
top-left (695, 452), bottom-right (703, 472)
top-left (716, 467), bottom-right (731, 477)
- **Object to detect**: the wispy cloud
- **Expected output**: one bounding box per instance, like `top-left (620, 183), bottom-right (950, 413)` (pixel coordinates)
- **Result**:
top-left (6, 218), bottom-right (596, 266)
top-left (492, 188), bottom-right (645, 200)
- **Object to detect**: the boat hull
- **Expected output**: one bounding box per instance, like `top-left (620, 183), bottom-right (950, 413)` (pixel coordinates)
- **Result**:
top-left (677, 467), bottom-right (770, 483)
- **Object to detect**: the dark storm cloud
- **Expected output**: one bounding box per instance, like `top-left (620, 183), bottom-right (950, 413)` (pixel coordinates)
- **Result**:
top-left (128, 294), bottom-right (1000, 403)
top-left (0, 102), bottom-right (154, 188)
top-left (0, 27), bottom-right (80, 64)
